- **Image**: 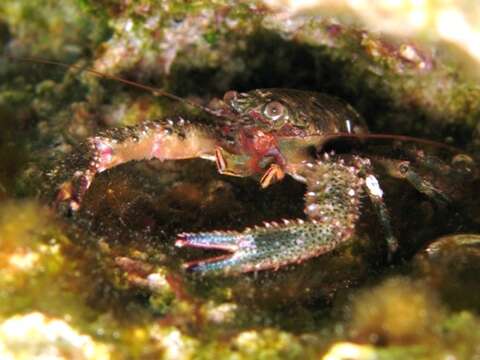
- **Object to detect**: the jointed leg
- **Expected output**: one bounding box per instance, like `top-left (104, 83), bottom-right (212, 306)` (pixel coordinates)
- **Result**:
top-left (176, 157), bottom-right (366, 275)
top-left (363, 173), bottom-right (398, 258)
top-left (376, 158), bottom-right (452, 207)
top-left (54, 118), bottom-right (216, 211)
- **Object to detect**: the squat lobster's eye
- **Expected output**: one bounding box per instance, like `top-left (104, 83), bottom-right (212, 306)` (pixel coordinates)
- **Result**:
top-left (263, 101), bottom-right (286, 123)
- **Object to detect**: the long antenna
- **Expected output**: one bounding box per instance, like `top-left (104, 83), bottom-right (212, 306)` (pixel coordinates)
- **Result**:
top-left (321, 132), bottom-right (464, 154)
top-left (7, 55), bottom-right (223, 118)
top-left (6, 55), bottom-right (468, 156)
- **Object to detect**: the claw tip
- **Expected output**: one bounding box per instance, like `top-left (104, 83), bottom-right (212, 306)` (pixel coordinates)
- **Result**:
top-left (175, 237), bottom-right (187, 247)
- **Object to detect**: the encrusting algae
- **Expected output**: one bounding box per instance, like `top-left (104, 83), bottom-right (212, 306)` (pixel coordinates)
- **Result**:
top-left (1, 0), bottom-right (480, 358)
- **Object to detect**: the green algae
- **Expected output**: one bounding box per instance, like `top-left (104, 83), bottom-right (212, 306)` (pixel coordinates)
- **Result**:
top-left (344, 277), bottom-right (480, 359)
top-left (1, 0), bottom-right (480, 358)
top-left (0, 312), bottom-right (112, 359)
top-left (0, 201), bottom-right (113, 358)
top-left (0, 201), bottom-right (70, 315)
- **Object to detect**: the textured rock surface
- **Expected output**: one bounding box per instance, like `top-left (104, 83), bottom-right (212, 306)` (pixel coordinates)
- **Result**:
top-left (1, 0), bottom-right (480, 358)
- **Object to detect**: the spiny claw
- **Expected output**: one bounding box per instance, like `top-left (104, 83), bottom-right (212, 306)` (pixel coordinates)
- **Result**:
top-left (175, 231), bottom-right (258, 274)
top-left (53, 118), bottom-right (218, 214)
top-left (176, 231), bottom-right (254, 252)
top-left (176, 160), bottom-right (366, 276)
top-left (175, 219), bottom-right (344, 275)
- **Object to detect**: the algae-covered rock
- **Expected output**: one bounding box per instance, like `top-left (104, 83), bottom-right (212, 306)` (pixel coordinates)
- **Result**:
top-left (1, 0), bottom-right (480, 358)
top-left (348, 278), bottom-right (443, 345)
top-left (0, 312), bottom-right (111, 360)
top-left (413, 234), bottom-right (480, 312)
top-left (341, 277), bottom-right (480, 359)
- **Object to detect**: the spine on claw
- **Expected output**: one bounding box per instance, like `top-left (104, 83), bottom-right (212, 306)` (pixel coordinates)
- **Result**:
top-left (176, 157), bottom-right (367, 275)
top-left (54, 118), bottom-right (216, 211)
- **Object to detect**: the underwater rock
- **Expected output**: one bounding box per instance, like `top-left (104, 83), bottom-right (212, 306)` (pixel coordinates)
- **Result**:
top-left (413, 233), bottom-right (480, 312)
top-left (0, 312), bottom-right (111, 360)
top-left (2, 0), bottom-right (480, 358)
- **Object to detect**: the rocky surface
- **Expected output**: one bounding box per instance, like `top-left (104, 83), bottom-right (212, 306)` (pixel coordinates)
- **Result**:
top-left (1, 0), bottom-right (480, 358)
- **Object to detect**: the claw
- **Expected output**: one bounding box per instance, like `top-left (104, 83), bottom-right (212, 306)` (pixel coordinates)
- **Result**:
top-left (175, 232), bottom-right (259, 274)
top-left (54, 179), bottom-right (85, 213)
top-left (183, 254), bottom-right (245, 274)
top-left (53, 119), bottom-right (217, 212)
top-left (176, 160), bottom-right (366, 276)
top-left (175, 221), bottom-right (341, 275)
top-left (176, 232), bottom-right (252, 252)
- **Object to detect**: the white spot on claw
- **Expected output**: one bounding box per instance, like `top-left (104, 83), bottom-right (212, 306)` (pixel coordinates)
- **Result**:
top-left (345, 119), bottom-right (352, 133)
top-left (366, 175), bottom-right (383, 198)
